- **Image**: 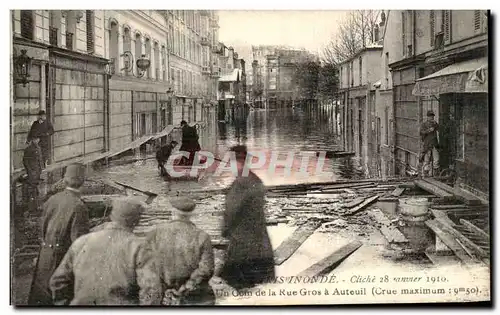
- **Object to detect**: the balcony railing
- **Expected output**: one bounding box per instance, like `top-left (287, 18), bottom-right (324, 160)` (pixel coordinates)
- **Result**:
top-left (201, 37), bottom-right (210, 46)
top-left (49, 26), bottom-right (58, 46)
top-left (202, 66), bottom-right (211, 75)
top-left (66, 32), bottom-right (74, 50)
top-left (212, 45), bottom-right (223, 54)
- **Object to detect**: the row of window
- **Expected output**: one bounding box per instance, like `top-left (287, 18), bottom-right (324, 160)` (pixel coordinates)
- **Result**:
top-left (171, 69), bottom-right (209, 96)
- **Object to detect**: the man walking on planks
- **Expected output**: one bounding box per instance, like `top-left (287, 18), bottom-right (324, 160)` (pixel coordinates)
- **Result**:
top-left (419, 110), bottom-right (440, 177)
top-left (146, 197), bottom-right (215, 305)
top-left (28, 163), bottom-right (90, 305)
top-left (28, 110), bottom-right (54, 168)
top-left (49, 197), bottom-right (162, 305)
top-left (219, 145), bottom-right (275, 290)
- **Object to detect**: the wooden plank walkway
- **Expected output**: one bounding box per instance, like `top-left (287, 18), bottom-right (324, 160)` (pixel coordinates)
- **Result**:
top-left (297, 241), bottom-right (362, 277)
top-left (273, 221), bottom-right (323, 265)
top-left (369, 209), bottom-right (409, 244)
top-left (422, 178), bottom-right (482, 205)
top-left (414, 180), bottom-right (454, 200)
top-left (344, 195), bottom-right (379, 216)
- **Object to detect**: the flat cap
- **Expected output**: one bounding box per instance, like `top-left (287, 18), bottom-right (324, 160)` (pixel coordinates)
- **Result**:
top-left (110, 197), bottom-right (146, 224)
top-left (170, 196), bottom-right (196, 213)
top-left (64, 163), bottom-right (86, 180)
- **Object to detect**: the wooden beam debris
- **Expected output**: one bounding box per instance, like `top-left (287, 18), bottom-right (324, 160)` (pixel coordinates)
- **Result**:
top-left (414, 180), bottom-right (454, 200)
top-left (297, 241), bottom-right (363, 277)
top-left (423, 178), bottom-right (482, 205)
top-left (273, 221), bottom-right (323, 265)
top-left (369, 209), bottom-right (409, 244)
top-left (460, 219), bottom-right (489, 240)
top-left (391, 187), bottom-right (405, 197)
top-left (343, 195), bottom-right (380, 216)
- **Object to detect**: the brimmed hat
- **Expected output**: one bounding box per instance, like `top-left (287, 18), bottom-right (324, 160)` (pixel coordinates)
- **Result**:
top-left (426, 110), bottom-right (435, 117)
top-left (170, 196), bottom-right (196, 213)
top-left (110, 197), bottom-right (146, 226)
top-left (38, 110), bottom-right (46, 115)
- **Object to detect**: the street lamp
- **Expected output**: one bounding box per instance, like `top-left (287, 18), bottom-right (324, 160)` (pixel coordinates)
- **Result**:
top-left (14, 49), bottom-right (32, 87)
top-left (121, 51), bottom-right (151, 78)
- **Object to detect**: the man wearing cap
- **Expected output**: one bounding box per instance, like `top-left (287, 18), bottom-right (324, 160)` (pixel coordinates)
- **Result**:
top-left (28, 163), bottom-right (90, 305)
top-left (419, 110), bottom-right (440, 176)
top-left (219, 145), bottom-right (275, 290)
top-left (28, 110), bottom-right (54, 168)
top-left (49, 197), bottom-right (162, 305)
top-left (146, 196), bottom-right (215, 305)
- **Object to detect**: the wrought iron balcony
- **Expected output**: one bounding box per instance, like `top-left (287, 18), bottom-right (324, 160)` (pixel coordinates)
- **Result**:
top-left (202, 66), bottom-right (211, 75)
top-left (49, 27), bottom-right (58, 46)
top-left (200, 37), bottom-right (210, 46)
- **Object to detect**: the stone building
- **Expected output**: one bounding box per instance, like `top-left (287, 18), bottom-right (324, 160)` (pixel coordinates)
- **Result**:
top-left (12, 10), bottom-right (109, 170)
top-left (338, 45), bottom-right (383, 170)
top-left (390, 10), bottom-right (488, 197)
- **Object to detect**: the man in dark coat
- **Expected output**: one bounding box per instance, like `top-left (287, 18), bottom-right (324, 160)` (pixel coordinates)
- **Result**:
top-left (155, 140), bottom-right (178, 177)
top-left (28, 163), bottom-right (90, 305)
top-left (146, 197), bottom-right (215, 305)
top-left (50, 197), bottom-right (162, 305)
top-left (179, 120), bottom-right (201, 166)
top-left (22, 136), bottom-right (44, 212)
top-left (419, 110), bottom-right (440, 176)
top-left (28, 110), bottom-right (54, 168)
top-left (219, 145), bottom-right (275, 290)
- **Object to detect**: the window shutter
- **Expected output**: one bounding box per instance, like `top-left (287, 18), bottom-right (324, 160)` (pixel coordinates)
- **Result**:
top-left (444, 10), bottom-right (451, 44)
top-left (430, 11), bottom-right (435, 47)
top-left (474, 10), bottom-right (481, 31)
top-left (86, 10), bottom-right (94, 53)
top-left (402, 12), bottom-right (406, 56)
top-left (20, 10), bottom-right (34, 40)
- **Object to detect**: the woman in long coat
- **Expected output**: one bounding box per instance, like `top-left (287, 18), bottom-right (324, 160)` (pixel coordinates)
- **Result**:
top-left (219, 145), bottom-right (275, 290)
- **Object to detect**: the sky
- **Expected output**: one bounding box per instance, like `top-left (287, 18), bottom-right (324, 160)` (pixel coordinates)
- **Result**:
top-left (218, 10), bottom-right (349, 55)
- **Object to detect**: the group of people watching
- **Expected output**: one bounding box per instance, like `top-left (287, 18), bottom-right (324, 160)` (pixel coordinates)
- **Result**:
top-left (27, 145), bottom-right (275, 306)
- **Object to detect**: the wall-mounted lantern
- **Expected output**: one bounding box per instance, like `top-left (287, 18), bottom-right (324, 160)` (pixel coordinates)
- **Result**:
top-left (14, 49), bottom-right (32, 87)
top-left (105, 58), bottom-right (115, 77)
top-left (121, 51), bottom-right (151, 78)
top-left (75, 10), bottom-right (84, 23)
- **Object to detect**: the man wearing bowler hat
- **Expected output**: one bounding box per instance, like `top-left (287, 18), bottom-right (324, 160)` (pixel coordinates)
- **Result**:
top-left (419, 110), bottom-right (440, 176)
top-left (28, 110), bottom-right (54, 168)
top-left (28, 163), bottom-right (90, 305)
top-left (50, 197), bottom-right (162, 305)
top-left (146, 196), bottom-right (215, 305)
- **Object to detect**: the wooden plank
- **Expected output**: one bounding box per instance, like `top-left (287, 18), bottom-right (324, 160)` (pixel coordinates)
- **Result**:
top-left (274, 221), bottom-right (322, 265)
top-left (424, 245), bottom-right (462, 266)
top-left (434, 217), bottom-right (488, 258)
top-left (425, 220), bottom-right (480, 266)
top-left (430, 209), bottom-right (457, 228)
top-left (460, 219), bottom-right (489, 240)
top-left (341, 197), bottom-right (366, 209)
top-left (391, 187), bottom-right (405, 197)
top-left (344, 195), bottom-right (379, 216)
top-left (369, 209), bottom-right (409, 244)
top-left (431, 204), bottom-right (468, 210)
top-left (423, 178), bottom-right (482, 205)
top-left (297, 241), bottom-right (363, 277)
top-left (414, 180), bottom-right (454, 199)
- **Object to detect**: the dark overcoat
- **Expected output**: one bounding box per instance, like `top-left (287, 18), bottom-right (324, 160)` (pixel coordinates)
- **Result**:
top-left (28, 120), bottom-right (54, 162)
top-left (28, 189), bottom-right (90, 305)
top-left (219, 171), bottom-right (275, 289)
top-left (23, 142), bottom-right (44, 186)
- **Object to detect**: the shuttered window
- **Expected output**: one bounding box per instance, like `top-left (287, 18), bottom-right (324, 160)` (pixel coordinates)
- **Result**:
top-left (430, 11), bottom-right (435, 47)
top-left (444, 10), bottom-right (451, 43)
top-left (20, 10), bottom-right (34, 40)
top-left (402, 12), bottom-right (406, 56)
top-left (86, 10), bottom-right (94, 53)
top-left (474, 10), bottom-right (481, 31)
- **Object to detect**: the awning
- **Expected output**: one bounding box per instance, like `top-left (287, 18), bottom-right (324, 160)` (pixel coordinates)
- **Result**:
top-left (219, 69), bottom-right (242, 82)
top-left (412, 57), bottom-right (488, 96)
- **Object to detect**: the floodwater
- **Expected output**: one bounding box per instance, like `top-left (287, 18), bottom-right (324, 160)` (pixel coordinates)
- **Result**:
top-left (98, 104), bottom-right (365, 192)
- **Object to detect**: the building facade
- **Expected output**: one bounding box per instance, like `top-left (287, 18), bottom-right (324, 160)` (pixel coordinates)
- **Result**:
top-left (387, 10), bottom-right (488, 196)
top-left (338, 46), bottom-right (383, 171)
top-left (11, 9), bottom-right (221, 172)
